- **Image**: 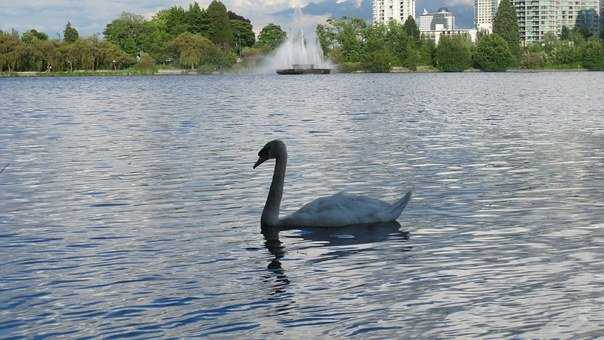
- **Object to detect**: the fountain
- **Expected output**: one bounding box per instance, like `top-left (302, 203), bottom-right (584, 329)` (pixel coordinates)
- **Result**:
top-left (256, 7), bottom-right (333, 75)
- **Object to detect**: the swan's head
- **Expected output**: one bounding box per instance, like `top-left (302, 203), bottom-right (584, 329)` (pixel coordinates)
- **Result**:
top-left (254, 140), bottom-right (286, 169)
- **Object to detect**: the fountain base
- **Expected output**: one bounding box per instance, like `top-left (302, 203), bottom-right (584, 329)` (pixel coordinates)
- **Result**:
top-left (277, 64), bottom-right (331, 75)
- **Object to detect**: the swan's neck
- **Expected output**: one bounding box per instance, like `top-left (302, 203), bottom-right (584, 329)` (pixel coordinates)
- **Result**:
top-left (262, 150), bottom-right (287, 227)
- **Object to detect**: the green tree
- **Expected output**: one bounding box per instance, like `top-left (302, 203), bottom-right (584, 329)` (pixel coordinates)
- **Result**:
top-left (206, 0), bottom-right (234, 49)
top-left (22, 29), bottom-right (48, 43)
top-left (385, 20), bottom-right (410, 66)
top-left (493, 0), bottom-right (520, 57)
top-left (361, 24), bottom-right (393, 72)
top-left (186, 2), bottom-right (210, 35)
top-left (0, 31), bottom-right (24, 72)
top-left (64, 22), bottom-right (79, 43)
top-left (256, 23), bottom-right (287, 51)
top-left (403, 16), bottom-right (420, 42)
top-left (473, 33), bottom-right (513, 71)
top-left (581, 38), bottom-right (604, 70)
top-left (560, 26), bottom-right (571, 40)
top-left (230, 19), bottom-right (255, 54)
top-left (434, 35), bottom-right (472, 71)
top-left (403, 45), bottom-right (420, 70)
top-left (153, 6), bottom-right (189, 37)
top-left (170, 32), bottom-right (218, 69)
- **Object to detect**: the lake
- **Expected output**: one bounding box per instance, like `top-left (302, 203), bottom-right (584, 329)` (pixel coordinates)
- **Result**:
top-left (1, 72), bottom-right (603, 338)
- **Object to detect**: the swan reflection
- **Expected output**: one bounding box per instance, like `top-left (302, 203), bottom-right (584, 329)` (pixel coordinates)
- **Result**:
top-left (261, 221), bottom-right (411, 275)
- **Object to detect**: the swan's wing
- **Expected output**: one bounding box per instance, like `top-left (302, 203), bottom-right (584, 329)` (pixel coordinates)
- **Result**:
top-left (281, 193), bottom-right (396, 227)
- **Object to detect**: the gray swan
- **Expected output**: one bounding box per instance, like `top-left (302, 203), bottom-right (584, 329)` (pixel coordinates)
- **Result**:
top-left (254, 140), bottom-right (412, 228)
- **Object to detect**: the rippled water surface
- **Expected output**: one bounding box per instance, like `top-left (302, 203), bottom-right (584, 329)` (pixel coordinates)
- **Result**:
top-left (1, 73), bottom-right (604, 338)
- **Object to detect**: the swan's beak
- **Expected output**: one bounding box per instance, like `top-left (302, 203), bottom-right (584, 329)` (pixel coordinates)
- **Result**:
top-left (253, 157), bottom-right (268, 169)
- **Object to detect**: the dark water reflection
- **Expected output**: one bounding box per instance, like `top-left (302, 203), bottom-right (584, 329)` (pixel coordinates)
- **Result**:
top-left (1, 73), bottom-right (604, 338)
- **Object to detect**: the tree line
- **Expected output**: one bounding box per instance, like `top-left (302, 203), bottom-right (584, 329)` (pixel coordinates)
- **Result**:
top-left (0, 0), bottom-right (287, 73)
top-left (317, 0), bottom-right (604, 72)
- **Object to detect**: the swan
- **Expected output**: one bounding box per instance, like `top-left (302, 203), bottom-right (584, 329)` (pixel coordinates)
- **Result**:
top-left (254, 140), bottom-right (412, 228)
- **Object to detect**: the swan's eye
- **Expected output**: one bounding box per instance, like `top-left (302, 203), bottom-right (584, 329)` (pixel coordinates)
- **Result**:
top-left (259, 147), bottom-right (269, 158)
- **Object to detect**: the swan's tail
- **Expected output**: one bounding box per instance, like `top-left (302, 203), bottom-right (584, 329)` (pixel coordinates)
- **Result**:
top-left (389, 190), bottom-right (413, 219)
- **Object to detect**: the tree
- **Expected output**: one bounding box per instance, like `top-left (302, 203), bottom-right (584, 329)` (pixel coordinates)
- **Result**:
top-left (560, 26), bottom-right (571, 40)
top-left (103, 12), bottom-right (167, 59)
top-left (403, 16), bottom-right (420, 42)
top-left (473, 34), bottom-right (513, 71)
top-left (22, 29), bottom-right (48, 43)
top-left (385, 20), bottom-right (410, 66)
top-left (186, 2), bottom-right (210, 35)
top-left (493, 0), bottom-right (519, 57)
top-left (581, 38), bottom-right (604, 70)
top-left (230, 19), bottom-right (255, 54)
top-left (64, 22), bottom-right (79, 43)
top-left (434, 35), bottom-right (472, 71)
top-left (153, 6), bottom-right (189, 37)
top-left (256, 24), bottom-right (287, 51)
top-left (0, 31), bottom-right (24, 72)
top-left (361, 24), bottom-right (393, 72)
top-left (170, 32), bottom-right (218, 69)
top-left (206, 0), bottom-right (234, 49)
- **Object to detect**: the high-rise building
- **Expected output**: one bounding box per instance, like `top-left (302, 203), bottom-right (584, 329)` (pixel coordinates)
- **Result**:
top-left (373, 0), bottom-right (416, 24)
top-left (419, 8), bottom-right (456, 31)
top-left (514, 0), bottom-right (560, 42)
top-left (513, 0), bottom-right (599, 42)
top-left (475, 0), bottom-right (501, 32)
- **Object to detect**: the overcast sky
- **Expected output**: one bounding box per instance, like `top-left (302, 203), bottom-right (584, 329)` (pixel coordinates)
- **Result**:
top-left (0, 0), bottom-right (325, 37)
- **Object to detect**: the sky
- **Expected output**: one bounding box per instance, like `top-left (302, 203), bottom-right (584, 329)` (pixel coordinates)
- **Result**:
top-left (0, 0), bottom-right (328, 37)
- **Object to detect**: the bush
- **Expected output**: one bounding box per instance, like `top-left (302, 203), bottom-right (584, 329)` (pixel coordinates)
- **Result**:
top-left (581, 38), bottom-right (604, 70)
top-left (362, 49), bottom-right (393, 73)
top-left (434, 36), bottom-right (472, 72)
top-left (521, 51), bottom-right (546, 69)
top-left (473, 34), bottom-right (513, 71)
top-left (133, 53), bottom-right (157, 73)
top-left (338, 62), bottom-right (363, 73)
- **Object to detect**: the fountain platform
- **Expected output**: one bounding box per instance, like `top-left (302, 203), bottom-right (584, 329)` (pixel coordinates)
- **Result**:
top-left (277, 64), bottom-right (331, 75)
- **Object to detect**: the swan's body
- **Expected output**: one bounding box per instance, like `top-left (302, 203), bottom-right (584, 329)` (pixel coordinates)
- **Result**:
top-left (254, 140), bottom-right (412, 228)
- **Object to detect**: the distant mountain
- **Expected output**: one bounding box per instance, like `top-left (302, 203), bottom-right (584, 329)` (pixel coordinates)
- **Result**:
top-left (274, 0), bottom-right (474, 28)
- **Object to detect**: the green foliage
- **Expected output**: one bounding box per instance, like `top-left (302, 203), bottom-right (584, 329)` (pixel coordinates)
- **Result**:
top-left (64, 22), bottom-right (79, 43)
top-left (473, 33), bottom-right (513, 71)
top-left (0, 31), bottom-right (24, 72)
top-left (230, 19), bottom-right (255, 54)
top-left (153, 6), bottom-right (189, 36)
top-left (361, 24), bottom-right (393, 72)
top-left (256, 24), bottom-right (287, 51)
top-left (22, 29), bottom-right (48, 43)
top-left (133, 52), bottom-right (157, 73)
top-left (493, 0), bottom-right (519, 57)
top-left (170, 32), bottom-right (218, 69)
top-left (206, 1), bottom-right (234, 49)
top-left (521, 51), bottom-right (546, 69)
top-left (403, 47), bottom-right (420, 71)
top-left (186, 2), bottom-right (209, 35)
top-left (581, 38), bottom-right (604, 70)
top-left (434, 35), bottom-right (472, 72)
top-left (403, 16), bottom-right (420, 42)
top-left (385, 20), bottom-right (411, 66)
top-left (560, 26), bottom-right (571, 40)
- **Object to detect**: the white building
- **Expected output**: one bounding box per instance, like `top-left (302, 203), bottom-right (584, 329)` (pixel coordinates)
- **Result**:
top-left (418, 8), bottom-right (456, 31)
top-left (422, 29), bottom-right (478, 44)
top-left (373, 0), bottom-right (417, 24)
top-left (475, 0), bottom-right (501, 32)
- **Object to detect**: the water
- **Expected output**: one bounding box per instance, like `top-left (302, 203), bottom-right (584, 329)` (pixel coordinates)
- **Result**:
top-left (1, 72), bottom-right (603, 338)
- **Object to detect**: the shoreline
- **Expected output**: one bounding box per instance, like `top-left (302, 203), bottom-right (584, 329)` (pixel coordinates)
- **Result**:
top-left (0, 67), bottom-right (594, 78)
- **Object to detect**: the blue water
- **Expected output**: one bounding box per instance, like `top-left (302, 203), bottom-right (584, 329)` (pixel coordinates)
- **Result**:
top-left (1, 73), bottom-right (604, 338)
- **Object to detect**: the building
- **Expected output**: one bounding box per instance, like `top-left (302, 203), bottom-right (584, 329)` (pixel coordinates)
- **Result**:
top-left (373, 0), bottom-right (416, 24)
top-left (418, 8), bottom-right (456, 31)
top-left (422, 28), bottom-right (478, 44)
top-left (475, 0), bottom-right (501, 32)
top-left (513, 0), bottom-right (599, 42)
